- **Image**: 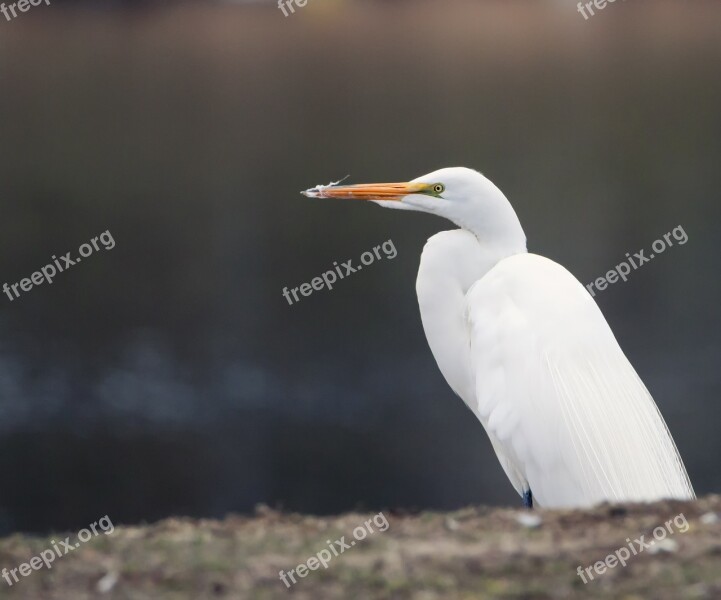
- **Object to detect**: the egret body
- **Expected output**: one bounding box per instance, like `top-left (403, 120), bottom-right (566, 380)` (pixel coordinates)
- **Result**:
top-left (303, 167), bottom-right (694, 508)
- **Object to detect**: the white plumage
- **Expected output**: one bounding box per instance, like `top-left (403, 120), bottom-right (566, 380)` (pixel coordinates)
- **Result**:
top-left (304, 167), bottom-right (694, 508)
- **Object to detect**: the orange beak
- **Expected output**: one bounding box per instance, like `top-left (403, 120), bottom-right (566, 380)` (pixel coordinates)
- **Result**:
top-left (301, 181), bottom-right (432, 201)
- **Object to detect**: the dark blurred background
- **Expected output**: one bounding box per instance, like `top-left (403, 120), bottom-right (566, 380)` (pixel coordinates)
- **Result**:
top-left (0, 0), bottom-right (719, 535)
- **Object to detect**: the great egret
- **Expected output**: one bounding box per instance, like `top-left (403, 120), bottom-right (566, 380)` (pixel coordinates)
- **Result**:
top-left (302, 167), bottom-right (695, 508)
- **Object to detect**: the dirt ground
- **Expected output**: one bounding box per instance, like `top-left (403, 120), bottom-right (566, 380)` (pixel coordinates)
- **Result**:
top-left (0, 496), bottom-right (719, 599)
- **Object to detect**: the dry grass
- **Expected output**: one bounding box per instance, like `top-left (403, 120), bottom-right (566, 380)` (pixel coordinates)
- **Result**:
top-left (0, 496), bottom-right (719, 599)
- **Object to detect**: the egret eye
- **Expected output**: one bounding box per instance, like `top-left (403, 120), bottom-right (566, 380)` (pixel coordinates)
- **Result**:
top-left (433, 184), bottom-right (445, 194)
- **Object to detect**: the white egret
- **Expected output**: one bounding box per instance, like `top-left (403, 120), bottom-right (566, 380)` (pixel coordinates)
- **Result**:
top-left (302, 167), bottom-right (695, 508)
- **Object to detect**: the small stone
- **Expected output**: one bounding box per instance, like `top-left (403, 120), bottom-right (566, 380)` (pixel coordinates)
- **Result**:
top-left (97, 571), bottom-right (118, 594)
top-left (515, 513), bottom-right (542, 528)
top-left (700, 512), bottom-right (718, 525)
top-left (648, 538), bottom-right (678, 554)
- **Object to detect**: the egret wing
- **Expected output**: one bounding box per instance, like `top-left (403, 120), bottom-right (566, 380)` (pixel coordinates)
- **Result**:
top-left (466, 253), bottom-right (694, 507)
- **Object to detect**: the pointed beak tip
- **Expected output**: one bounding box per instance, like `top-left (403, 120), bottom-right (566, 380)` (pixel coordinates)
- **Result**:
top-left (300, 181), bottom-right (428, 202)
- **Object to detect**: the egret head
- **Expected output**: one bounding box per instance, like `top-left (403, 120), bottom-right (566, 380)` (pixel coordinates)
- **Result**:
top-left (303, 167), bottom-right (526, 250)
